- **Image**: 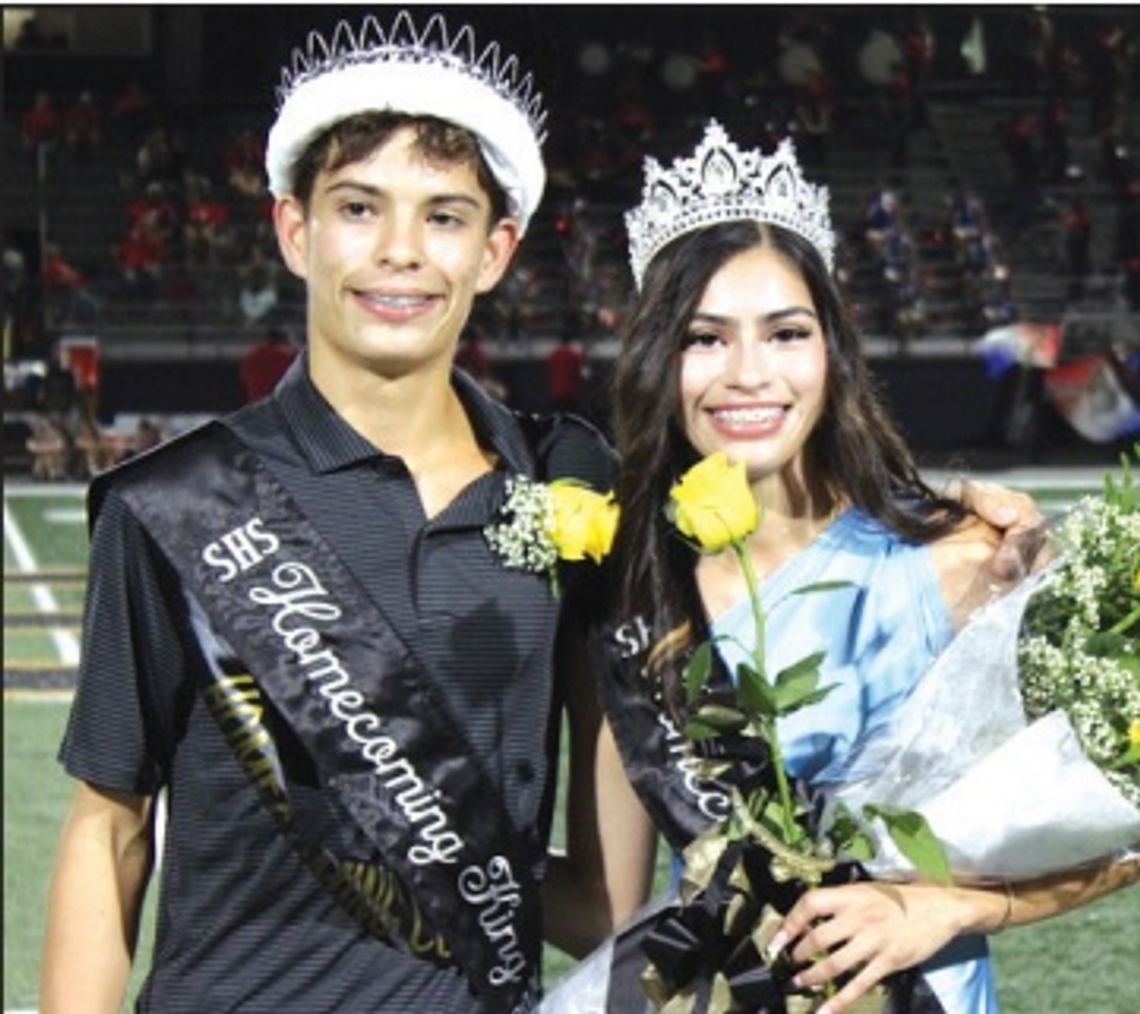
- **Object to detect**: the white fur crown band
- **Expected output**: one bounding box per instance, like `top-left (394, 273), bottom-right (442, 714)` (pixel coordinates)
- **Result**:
top-left (625, 120), bottom-right (835, 289)
top-left (265, 10), bottom-right (548, 233)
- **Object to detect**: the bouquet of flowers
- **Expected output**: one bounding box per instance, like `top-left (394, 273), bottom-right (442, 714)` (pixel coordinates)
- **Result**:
top-left (829, 449), bottom-right (1140, 882)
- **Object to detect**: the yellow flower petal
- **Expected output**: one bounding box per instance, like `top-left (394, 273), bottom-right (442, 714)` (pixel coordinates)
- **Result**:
top-left (547, 483), bottom-right (619, 563)
top-left (669, 452), bottom-right (758, 552)
top-left (1129, 719), bottom-right (1140, 749)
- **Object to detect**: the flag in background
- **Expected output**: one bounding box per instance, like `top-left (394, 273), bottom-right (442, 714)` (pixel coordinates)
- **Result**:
top-left (1045, 353), bottom-right (1140, 443)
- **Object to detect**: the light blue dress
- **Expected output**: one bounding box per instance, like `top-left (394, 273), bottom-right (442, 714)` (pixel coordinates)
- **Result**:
top-left (711, 508), bottom-right (999, 1014)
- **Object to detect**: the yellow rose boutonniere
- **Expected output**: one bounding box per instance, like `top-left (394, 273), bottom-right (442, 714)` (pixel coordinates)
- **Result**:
top-left (485, 475), bottom-right (618, 595)
top-left (668, 451), bottom-right (758, 552)
top-left (547, 482), bottom-right (620, 563)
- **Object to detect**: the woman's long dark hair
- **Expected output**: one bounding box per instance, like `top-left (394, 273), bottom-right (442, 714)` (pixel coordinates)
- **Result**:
top-left (610, 221), bottom-right (967, 712)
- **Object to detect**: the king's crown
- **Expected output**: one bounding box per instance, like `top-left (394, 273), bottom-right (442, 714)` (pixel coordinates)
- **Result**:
top-left (276, 10), bottom-right (547, 142)
top-left (625, 120), bottom-right (834, 288)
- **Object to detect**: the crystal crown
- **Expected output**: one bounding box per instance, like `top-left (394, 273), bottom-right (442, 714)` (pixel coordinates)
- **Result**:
top-left (275, 10), bottom-right (548, 143)
top-left (625, 120), bottom-right (835, 288)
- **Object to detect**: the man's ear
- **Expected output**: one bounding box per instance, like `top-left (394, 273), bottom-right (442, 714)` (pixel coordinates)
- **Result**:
top-left (273, 196), bottom-right (308, 281)
top-left (475, 217), bottom-right (521, 294)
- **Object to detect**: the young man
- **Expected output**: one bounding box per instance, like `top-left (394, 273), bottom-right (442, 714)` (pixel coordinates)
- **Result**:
top-left (39, 12), bottom-right (650, 1013)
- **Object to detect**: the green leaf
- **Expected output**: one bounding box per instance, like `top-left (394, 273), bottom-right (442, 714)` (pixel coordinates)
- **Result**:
top-left (771, 653), bottom-right (837, 714)
top-left (682, 717), bottom-right (722, 741)
top-left (693, 702), bottom-right (749, 733)
top-left (1109, 741), bottom-right (1140, 770)
top-left (737, 661), bottom-right (777, 717)
top-left (790, 579), bottom-right (853, 596)
top-left (761, 797), bottom-right (803, 844)
top-left (864, 804), bottom-right (953, 885)
top-left (683, 641), bottom-right (714, 704)
top-left (775, 651), bottom-right (827, 686)
top-left (1084, 631), bottom-right (1131, 658)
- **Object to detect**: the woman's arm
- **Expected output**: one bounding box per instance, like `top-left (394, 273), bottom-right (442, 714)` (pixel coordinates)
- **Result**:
top-left (41, 781), bottom-right (154, 1014)
top-left (544, 619), bottom-right (658, 958)
top-left (771, 853), bottom-right (1140, 1014)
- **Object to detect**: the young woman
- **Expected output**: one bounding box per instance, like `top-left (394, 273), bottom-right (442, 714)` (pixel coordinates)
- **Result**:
top-left (592, 121), bottom-right (1139, 1014)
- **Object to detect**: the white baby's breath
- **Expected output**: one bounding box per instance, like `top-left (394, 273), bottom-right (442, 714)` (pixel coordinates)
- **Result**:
top-left (485, 476), bottom-right (558, 579)
top-left (1016, 486), bottom-right (1140, 809)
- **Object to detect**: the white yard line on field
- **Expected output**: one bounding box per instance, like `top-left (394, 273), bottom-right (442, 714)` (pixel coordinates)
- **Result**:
top-left (3, 502), bottom-right (81, 666)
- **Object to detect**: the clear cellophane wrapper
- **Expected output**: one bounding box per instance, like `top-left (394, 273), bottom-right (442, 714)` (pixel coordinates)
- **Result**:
top-left (825, 568), bottom-right (1140, 882)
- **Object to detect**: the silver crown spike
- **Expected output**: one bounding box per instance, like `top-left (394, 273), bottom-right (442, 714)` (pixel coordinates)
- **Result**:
top-left (357, 15), bottom-right (385, 50)
top-left (391, 9), bottom-right (419, 46)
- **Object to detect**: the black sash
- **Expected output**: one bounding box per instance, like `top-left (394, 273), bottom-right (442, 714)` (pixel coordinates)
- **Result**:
top-left (590, 614), bottom-right (735, 852)
top-left (98, 421), bottom-right (546, 1011)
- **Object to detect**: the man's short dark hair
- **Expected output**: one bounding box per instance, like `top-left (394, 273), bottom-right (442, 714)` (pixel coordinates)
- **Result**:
top-left (289, 111), bottom-right (509, 226)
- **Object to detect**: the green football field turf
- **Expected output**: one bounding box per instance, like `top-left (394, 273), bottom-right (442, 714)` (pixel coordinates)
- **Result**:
top-left (5, 472), bottom-right (1137, 1012)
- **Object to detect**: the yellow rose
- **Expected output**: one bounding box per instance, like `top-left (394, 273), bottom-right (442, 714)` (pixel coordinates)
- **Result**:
top-left (1130, 719), bottom-right (1140, 749)
top-left (546, 482), bottom-right (620, 563)
top-left (669, 452), bottom-right (758, 552)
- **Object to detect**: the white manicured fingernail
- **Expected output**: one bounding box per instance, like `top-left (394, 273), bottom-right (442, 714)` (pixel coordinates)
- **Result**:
top-left (767, 930), bottom-right (788, 957)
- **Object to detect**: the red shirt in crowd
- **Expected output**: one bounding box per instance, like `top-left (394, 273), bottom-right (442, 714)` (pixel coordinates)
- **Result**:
top-left (545, 341), bottom-right (587, 408)
top-left (117, 223), bottom-right (165, 272)
top-left (22, 95), bottom-right (61, 147)
top-left (240, 340), bottom-right (298, 402)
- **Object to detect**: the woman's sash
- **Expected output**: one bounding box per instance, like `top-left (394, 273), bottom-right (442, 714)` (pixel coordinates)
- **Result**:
top-left (590, 614), bottom-right (735, 851)
top-left (97, 421), bottom-right (542, 1011)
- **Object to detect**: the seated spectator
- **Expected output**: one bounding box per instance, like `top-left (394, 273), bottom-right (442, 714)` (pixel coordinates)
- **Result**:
top-left (947, 182), bottom-right (986, 243)
top-left (74, 416), bottom-right (118, 478)
top-left (184, 179), bottom-right (233, 262)
top-left (114, 211), bottom-right (166, 300)
top-left (239, 327), bottom-right (297, 402)
top-left (110, 80), bottom-right (153, 143)
top-left (64, 90), bottom-right (102, 160)
top-left (223, 127), bottom-right (267, 199)
top-left (21, 91), bottom-right (61, 154)
top-left (41, 244), bottom-right (100, 326)
top-left (238, 265), bottom-right (279, 327)
top-left (128, 418), bottom-right (164, 458)
top-left (135, 125), bottom-right (177, 188)
top-left (862, 186), bottom-right (902, 248)
top-left (26, 414), bottom-right (69, 481)
top-left (127, 181), bottom-right (179, 240)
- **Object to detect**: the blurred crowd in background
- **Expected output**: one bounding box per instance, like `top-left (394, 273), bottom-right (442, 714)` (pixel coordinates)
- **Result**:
top-left (4, 6), bottom-right (1139, 477)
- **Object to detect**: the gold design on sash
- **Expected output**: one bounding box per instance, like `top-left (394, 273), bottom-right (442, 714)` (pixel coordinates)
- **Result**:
top-left (204, 673), bottom-right (449, 959)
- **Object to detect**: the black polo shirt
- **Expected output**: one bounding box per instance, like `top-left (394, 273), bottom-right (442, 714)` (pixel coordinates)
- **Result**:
top-left (60, 358), bottom-right (615, 1012)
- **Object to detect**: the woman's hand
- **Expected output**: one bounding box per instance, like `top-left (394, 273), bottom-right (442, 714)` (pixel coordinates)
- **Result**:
top-left (768, 881), bottom-right (986, 1014)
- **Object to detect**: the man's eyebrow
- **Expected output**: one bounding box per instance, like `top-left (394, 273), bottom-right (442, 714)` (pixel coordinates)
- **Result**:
top-left (323, 180), bottom-right (482, 209)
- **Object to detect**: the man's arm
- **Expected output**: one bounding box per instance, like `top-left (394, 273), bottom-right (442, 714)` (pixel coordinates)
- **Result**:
top-left (41, 781), bottom-right (154, 1014)
top-left (544, 620), bottom-right (657, 958)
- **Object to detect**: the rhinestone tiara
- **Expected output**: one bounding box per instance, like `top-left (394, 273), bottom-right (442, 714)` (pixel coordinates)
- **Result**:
top-left (265, 10), bottom-right (548, 229)
top-left (275, 11), bottom-right (547, 141)
top-left (625, 120), bottom-right (835, 289)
